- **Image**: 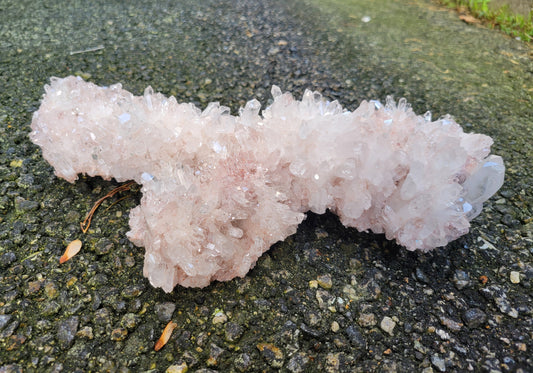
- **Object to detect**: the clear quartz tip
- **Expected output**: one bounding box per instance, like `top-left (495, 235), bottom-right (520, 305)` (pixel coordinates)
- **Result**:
top-left (462, 155), bottom-right (505, 220)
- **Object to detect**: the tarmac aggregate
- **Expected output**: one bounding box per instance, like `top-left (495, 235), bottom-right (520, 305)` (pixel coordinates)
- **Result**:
top-left (0, 0), bottom-right (532, 372)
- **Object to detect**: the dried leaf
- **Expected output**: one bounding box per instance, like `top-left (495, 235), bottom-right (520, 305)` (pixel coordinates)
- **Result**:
top-left (459, 14), bottom-right (480, 24)
top-left (60, 239), bottom-right (82, 264)
top-left (154, 321), bottom-right (178, 351)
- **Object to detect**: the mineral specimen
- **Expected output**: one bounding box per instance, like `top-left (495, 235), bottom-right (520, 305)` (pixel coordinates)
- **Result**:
top-left (30, 76), bottom-right (505, 292)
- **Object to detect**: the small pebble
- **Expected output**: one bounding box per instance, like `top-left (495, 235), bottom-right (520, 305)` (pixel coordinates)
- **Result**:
top-left (287, 352), bottom-right (309, 373)
top-left (224, 322), bottom-right (244, 342)
top-left (155, 302), bottom-right (176, 322)
top-left (212, 309), bottom-right (228, 325)
top-left (120, 313), bottom-right (140, 330)
top-left (257, 342), bottom-right (284, 368)
top-left (234, 353), bottom-right (252, 372)
top-left (452, 270), bottom-right (471, 290)
top-left (76, 326), bottom-right (94, 339)
top-left (0, 315), bottom-right (12, 331)
top-left (345, 325), bottom-right (366, 349)
top-left (56, 316), bottom-right (79, 349)
top-left (510, 271), bottom-right (520, 284)
top-left (166, 363), bottom-right (188, 373)
top-left (431, 354), bottom-right (446, 372)
top-left (380, 316), bottom-right (396, 336)
top-left (358, 313), bottom-right (377, 327)
top-left (462, 308), bottom-right (487, 328)
top-left (317, 274), bottom-right (333, 289)
top-left (111, 327), bottom-right (128, 341)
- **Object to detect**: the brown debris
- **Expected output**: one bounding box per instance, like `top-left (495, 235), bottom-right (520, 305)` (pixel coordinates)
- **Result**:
top-left (459, 14), bottom-right (480, 24)
top-left (154, 321), bottom-right (178, 351)
top-left (80, 181), bottom-right (134, 233)
top-left (59, 239), bottom-right (82, 264)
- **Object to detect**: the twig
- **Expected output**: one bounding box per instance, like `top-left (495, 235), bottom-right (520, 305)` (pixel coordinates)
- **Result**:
top-left (80, 181), bottom-right (135, 233)
top-left (70, 44), bottom-right (105, 56)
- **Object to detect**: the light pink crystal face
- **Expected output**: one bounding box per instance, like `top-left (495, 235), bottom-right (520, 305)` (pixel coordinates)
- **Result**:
top-left (30, 76), bottom-right (505, 292)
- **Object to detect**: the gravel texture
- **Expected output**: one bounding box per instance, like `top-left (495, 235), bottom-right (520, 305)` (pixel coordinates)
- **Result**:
top-left (0, 0), bottom-right (532, 372)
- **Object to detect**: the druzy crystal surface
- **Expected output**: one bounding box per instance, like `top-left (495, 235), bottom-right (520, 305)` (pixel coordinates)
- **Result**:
top-left (30, 76), bottom-right (505, 292)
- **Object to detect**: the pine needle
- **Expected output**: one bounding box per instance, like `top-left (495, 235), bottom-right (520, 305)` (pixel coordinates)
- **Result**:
top-left (80, 181), bottom-right (135, 233)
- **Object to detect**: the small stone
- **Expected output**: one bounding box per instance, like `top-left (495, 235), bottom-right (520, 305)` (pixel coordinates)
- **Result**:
top-left (480, 285), bottom-right (518, 318)
top-left (212, 309), bottom-right (228, 325)
top-left (439, 316), bottom-right (462, 331)
top-left (325, 352), bottom-right (340, 372)
top-left (110, 328), bottom-right (128, 341)
top-left (462, 308), bottom-right (487, 328)
top-left (95, 239), bottom-right (114, 255)
top-left (206, 344), bottom-right (225, 366)
top-left (414, 340), bottom-right (427, 354)
top-left (121, 284), bottom-right (145, 298)
top-left (0, 364), bottom-right (23, 373)
top-left (317, 274), bottom-right (333, 289)
top-left (316, 289), bottom-right (336, 309)
top-left (166, 363), bottom-right (188, 373)
top-left (44, 281), bottom-right (59, 299)
top-left (452, 270), bottom-right (471, 290)
top-left (16, 174), bottom-right (34, 188)
top-left (257, 342), bottom-right (284, 368)
top-left (155, 302), bottom-right (176, 322)
top-left (120, 313), bottom-right (140, 330)
top-left (510, 271), bottom-right (520, 284)
top-left (358, 313), bottom-right (377, 327)
top-left (436, 329), bottom-right (450, 340)
top-left (14, 197), bottom-right (39, 212)
top-left (299, 323), bottom-right (322, 338)
top-left (287, 352), bottom-right (309, 373)
top-left (64, 210), bottom-right (81, 224)
top-left (6, 334), bottom-right (27, 351)
top-left (0, 321), bottom-right (19, 339)
top-left (66, 276), bottom-right (78, 287)
top-left (380, 316), bottom-right (396, 336)
top-left (56, 316), bottom-right (79, 349)
top-left (42, 301), bottom-right (61, 316)
top-left (0, 252), bottom-right (16, 269)
top-left (431, 354), bottom-right (446, 372)
top-left (76, 326), bottom-right (94, 339)
top-left (233, 353), bottom-right (251, 372)
top-left (415, 267), bottom-right (430, 284)
top-left (267, 46), bottom-right (280, 55)
top-left (94, 307), bottom-right (112, 325)
top-left (308, 280), bottom-right (318, 289)
top-left (331, 321), bottom-right (340, 332)
top-left (345, 325), bottom-right (366, 349)
top-left (224, 322), bottom-right (244, 342)
top-left (0, 315), bottom-right (12, 331)
top-left (304, 310), bottom-right (321, 326)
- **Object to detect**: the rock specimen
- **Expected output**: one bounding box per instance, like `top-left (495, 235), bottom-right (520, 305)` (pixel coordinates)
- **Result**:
top-left (30, 76), bottom-right (505, 292)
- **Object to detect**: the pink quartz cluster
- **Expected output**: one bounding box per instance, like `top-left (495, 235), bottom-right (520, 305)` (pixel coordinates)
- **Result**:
top-left (30, 76), bottom-right (505, 292)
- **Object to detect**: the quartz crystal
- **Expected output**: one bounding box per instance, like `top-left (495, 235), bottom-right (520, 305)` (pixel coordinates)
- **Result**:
top-left (30, 76), bottom-right (505, 292)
